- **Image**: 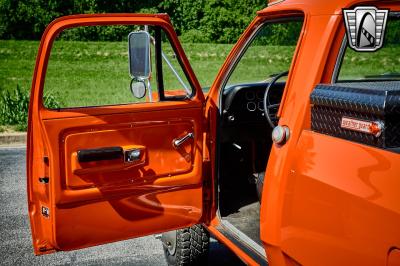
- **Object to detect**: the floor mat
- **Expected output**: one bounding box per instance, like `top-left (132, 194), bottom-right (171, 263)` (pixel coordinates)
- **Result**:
top-left (223, 202), bottom-right (262, 246)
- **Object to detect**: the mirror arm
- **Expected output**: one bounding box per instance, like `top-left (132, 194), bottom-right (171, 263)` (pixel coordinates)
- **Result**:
top-left (161, 52), bottom-right (191, 95)
top-left (144, 26), bottom-right (153, 102)
top-left (150, 37), bottom-right (191, 95)
top-left (146, 78), bottom-right (153, 102)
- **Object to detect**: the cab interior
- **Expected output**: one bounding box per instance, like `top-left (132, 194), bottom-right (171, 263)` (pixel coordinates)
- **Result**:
top-left (213, 16), bottom-right (303, 250)
top-left (217, 81), bottom-right (285, 246)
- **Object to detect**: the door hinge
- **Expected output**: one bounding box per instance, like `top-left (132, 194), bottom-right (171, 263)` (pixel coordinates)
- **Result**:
top-left (203, 185), bottom-right (211, 202)
top-left (202, 161), bottom-right (212, 198)
top-left (202, 161), bottom-right (212, 222)
top-left (38, 245), bottom-right (55, 253)
top-left (41, 206), bottom-right (50, 218)
top-left (39, 177), bottom-right (49, 184)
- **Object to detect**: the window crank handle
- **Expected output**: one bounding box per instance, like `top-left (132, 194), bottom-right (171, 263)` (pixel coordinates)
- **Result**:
top-left (173, 132), bottom-right (194, 148)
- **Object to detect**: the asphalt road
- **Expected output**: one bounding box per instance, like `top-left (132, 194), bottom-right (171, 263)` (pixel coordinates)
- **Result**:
top-left (0, 146), bottom-right (244, 266)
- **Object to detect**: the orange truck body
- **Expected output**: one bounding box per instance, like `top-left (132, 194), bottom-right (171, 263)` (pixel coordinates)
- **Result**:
top-left (27, 0), bottom-right (400, 265)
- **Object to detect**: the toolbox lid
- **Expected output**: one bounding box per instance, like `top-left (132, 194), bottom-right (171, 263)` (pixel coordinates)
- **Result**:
top-left (310, 81), bottom-right (400, 116)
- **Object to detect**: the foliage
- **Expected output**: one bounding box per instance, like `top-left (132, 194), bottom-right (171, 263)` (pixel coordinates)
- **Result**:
top-left (180, 29), bottom-right (208, 43)
top-left (0, 0), bottom-right (267, 43)
top-left (0, 85), bottom-right (60, 131)
top-left (253, 21), bottom-right (303, 46)
top-left (0, 85), bottom-right (29, 127)
top-left (1, 0), bottom-right (400, 45)
top-left (160, 0), bottom-right (265, 43)
top-left (385, 20), bottom-right (400, 45)
top-left (0, 0), bottom-right (161, 39)
top-left (0, 0), bottom-right (71, 39)
top-left (200, 0), bottom-right (264, 43)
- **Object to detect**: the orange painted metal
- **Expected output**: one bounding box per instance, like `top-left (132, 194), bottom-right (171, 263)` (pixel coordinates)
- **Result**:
top-left (207, 226), bottom-right (260, 266)
top-left (28, 0), bottom-right (400, 265)
top-left (27, 14), bottom-right (206, 254)
top-left (387, 249), bottom-right (400, 266)
top-left (254, 1), bottom-right (399, 266)
top-left (205, 0), bottom-right (400, 265)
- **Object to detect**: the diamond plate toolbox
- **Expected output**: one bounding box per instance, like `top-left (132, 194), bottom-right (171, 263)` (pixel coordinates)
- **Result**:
top-left (310, 82), bottom-right (400, 150)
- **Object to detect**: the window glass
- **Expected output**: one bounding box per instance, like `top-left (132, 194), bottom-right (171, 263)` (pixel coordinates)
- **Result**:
top-left (224, 19), bottom-right (303, 88)
top-left (161, 31), bottom-right (192, 97)
top-left (337, 15), bottom-right (400, 81)
top-left (181, 43), bottom-right (234, 90)
top-left (43, 25), bottom-right (193, 109)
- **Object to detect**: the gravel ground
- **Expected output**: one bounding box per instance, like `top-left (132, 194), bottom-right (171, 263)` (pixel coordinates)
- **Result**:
top-left (0, 146), bottom-right (243, 266)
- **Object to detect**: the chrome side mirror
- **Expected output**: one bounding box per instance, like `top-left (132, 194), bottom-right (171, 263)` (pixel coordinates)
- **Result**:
top-left (130, 79), bottom-right (147, 99)
top-left (128, 31), bottom-right (151, 79)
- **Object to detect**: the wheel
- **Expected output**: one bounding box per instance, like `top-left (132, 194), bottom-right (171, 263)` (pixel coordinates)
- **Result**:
top-left (162, 224), bottom-right (210, 266)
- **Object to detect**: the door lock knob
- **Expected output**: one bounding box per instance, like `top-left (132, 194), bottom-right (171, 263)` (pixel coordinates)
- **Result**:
top-left (272, 125), bottom-right (290, 145)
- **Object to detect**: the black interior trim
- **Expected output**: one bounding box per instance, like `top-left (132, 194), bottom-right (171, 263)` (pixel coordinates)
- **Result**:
top-left (222, 82), bottom-right (285, 128)
top-left (155, 27), bottom-right (165, 101)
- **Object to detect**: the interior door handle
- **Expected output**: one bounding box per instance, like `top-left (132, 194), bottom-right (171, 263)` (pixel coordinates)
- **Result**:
top-left (173, 132), bottom-right (194, 148)
top-left (77, 146), bottom-right (123, 163)
top-left (73, 145), bottom-right (146, 176)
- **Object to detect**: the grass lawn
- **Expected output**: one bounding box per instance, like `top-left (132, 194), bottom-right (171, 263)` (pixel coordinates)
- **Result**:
top-left (0, 41), bottom-right (39, 97)
top-left (0, 40), bottom-right (235, 108)
top-left (0, 40), bottom-right (300, 108)
top-left (0, 40), bottom-right (399, 109)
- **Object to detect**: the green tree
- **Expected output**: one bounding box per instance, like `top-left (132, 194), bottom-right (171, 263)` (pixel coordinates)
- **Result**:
top-left (1, 0), bottom-right (397, 45)
top-left (199, 0), bottom-right (264, 43)
top-left (0, 0), bottom-right (73, 39)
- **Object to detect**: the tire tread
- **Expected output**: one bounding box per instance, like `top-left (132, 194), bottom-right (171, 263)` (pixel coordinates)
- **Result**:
top-left (164, 224), bottom-right (209, 266)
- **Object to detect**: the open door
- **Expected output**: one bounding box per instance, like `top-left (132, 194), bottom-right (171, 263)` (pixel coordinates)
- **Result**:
top-left (27, 14), bottom-right (207, 254)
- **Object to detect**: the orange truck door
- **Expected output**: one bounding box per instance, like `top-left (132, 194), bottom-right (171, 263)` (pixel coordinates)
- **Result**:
top-left (27, 14), bottom-right (207, 255)
top-left (261, 4), bottom-right (400, 266)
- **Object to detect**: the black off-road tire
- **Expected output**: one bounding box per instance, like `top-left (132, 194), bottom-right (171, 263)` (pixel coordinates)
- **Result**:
top-left (163, 224), bottom-right (210, 266)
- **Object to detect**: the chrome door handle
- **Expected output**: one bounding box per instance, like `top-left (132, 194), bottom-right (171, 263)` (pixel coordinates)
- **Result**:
top-left (173, 132), bottom-right (194, 148)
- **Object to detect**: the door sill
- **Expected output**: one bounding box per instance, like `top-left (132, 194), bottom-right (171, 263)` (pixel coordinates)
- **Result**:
top-left (216, 219), bottom-right (268, 265)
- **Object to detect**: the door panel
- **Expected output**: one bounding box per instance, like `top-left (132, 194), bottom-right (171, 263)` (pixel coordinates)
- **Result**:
top-left (30, 104), bottom-right (204, 252)
top-left (55, 187), bottom-right (202, 250)
top-left (62, 120), bottom-right (195, 191)
top-left (27, 14), bottom-right (206, 255)
top-left (50, 109), bottom-right (200, 203)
